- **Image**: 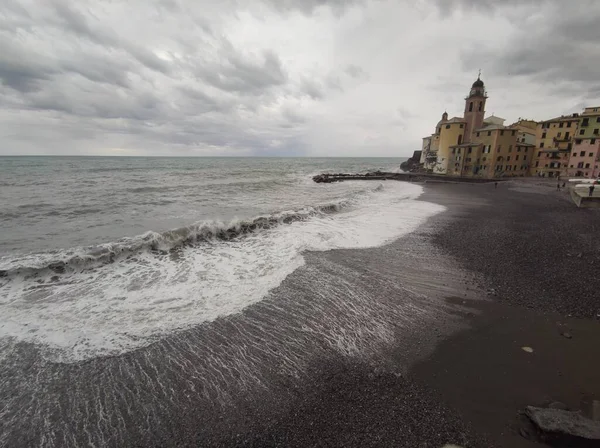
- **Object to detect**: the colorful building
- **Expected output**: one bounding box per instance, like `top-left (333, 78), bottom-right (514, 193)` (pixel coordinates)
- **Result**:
top-left (531, 115), bottom-right (579, 178)
top-left (419, 78), bottom-right (598, 179)
top-left (568, 107), bottom-right (600, 178)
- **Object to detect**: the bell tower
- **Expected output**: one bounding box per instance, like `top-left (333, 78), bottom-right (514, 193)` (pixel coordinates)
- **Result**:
top-left (463, 72), bottom-right (487, 143)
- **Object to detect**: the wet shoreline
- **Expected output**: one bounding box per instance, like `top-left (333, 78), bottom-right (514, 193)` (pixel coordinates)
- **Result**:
top-left (1, 180), bottom-right (598, 447)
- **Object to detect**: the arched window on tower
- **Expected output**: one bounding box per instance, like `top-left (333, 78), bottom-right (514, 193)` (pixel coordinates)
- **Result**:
top-left (478, 102), bottom-right (482, 112)
top-left (469, 102), bottom-right (473, 112)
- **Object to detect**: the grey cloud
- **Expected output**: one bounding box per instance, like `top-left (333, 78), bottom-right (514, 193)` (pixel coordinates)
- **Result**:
top-left (263, 0), bottom-right (365, 15)
top-left (300, 79), bottom-right (325, 99)
top-left (429, 0), bottom-right (547, 16)
top-left (345, 64), bottom-right (365, 79)
top-left (50, 1), bottom-right (171, 75)
top-left (195, 49), bottom-right (287, 93)
top-left (460, 3), bottom-right (600, 90)
top-left (0, 36), bottom-right (57, 92)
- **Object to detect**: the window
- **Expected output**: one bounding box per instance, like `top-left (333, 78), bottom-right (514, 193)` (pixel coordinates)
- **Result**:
top-left (594, 129), bottom-right (599, 135)
top-left (581, 151), bottom-right (586, 156)
top-left (567, 122), bottom-right (572, 128)
top-left (516, 155), bottom-right (520, 161)
top-left (497, 156), bottom-right (502, 162)
top-left (597, 117), bottom-right (600, 122)
top-left (507, 156), bottom-right (511, 161)
top-left (578, 162), bottom-right (584, 168)
top-left (582, 118), bottom-right (589, 127)
top-left (482, 157), bottom-right (487, 162)
top-left (478, 102), bottom-right (482, 112)
top-left (512, 130), bottom-right (516, 136)
top-left (535, 161), bottom-right (539, 167)
top-left (570, 165), bottom-right (574, 168)
top-left (468, 147), bottom-right (472, 153)
top-left (460, 124), bottom-right (464, 128)
top-left (580, 130), bottom-right (585, 135)
top-left (592, 139), bottom-right (596, 144)
top-left (538, 151), bottom-right (541, 157)
top-left (540, 142), bottom-right (545, 148)
top-left (446, 124), bottom-right (450, 129)
top-left (497, 145), bottom-right (502, 151)
top-left (517, 146), bottom-right (521, 152)
top-left (500, 130), bottom-right (504, 136)
top-left (590, 153), bottom-right (594, 157)
top-left (487, 131), bottom-right (491, 136)
top-left (567, 143), bottom-right (572, 150)
top-left (559, 122), bottom-right (564, 128)
top-left (476, 132), bottom-right (480, 137)
top-left (576, 139), bottom-right (582, 144)
top-left (573, 152), bottom-right (577, 157)
top-left (557, 132), bottom-right (562, 137)
top-left (525, 147), bottom-right (528, 152)
top-left (542, 133), bottom-right (547, 138)
top-left (469, 102), bottom-right (473, 112)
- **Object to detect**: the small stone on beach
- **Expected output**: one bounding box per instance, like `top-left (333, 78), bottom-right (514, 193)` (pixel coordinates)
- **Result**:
top-left (561, 332), bottom-right (572, 339)
top-left (521, 346), bottom-right (534, 353)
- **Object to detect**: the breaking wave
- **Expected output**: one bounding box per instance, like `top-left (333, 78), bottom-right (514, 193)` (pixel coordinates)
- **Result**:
top-left (0, 181), bottom-right (444, 363)
top-left (0, 184), bottom-right (383, 279)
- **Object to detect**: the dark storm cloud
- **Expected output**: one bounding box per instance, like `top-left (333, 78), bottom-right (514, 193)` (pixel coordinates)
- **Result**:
top-left (263, 0), bottom-right (364, 14)
top-left (49, 0), bottom-right (172, 74)
top-left (458, 1), bottom-right (600, 94)
top-left (194, 49), bottom-right (287, 93)
top-left (429, 0), bottom-right (545, 15)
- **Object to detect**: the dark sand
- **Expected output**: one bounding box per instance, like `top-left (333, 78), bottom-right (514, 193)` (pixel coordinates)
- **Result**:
top-left (412, 180), bottom-right (600, 447)
top-left (240, 180), bottom-right (600, 448)
top-left (2, 180), bottom-right (598, 447)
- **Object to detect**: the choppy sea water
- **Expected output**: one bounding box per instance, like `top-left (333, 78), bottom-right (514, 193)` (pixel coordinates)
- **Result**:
top-left (0, 157), bottom-right (445, 362)
top-left (0, 157), bottom-right (460, 446)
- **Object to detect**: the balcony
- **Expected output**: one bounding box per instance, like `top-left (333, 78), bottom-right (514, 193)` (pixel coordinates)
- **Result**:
top-left (553, 137), bottom-right (571, 143)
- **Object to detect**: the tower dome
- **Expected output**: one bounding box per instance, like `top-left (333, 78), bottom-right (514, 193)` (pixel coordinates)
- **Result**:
top-left (467, 73), bottom-right (487, 99)
top-left (472, 77), bottom-right (484, 88)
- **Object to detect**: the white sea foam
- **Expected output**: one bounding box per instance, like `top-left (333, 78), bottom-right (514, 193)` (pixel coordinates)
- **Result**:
top-left (0, 182), bottom-right (445, 362)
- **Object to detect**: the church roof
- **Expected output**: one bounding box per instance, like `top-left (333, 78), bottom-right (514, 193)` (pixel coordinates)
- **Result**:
top-left (472, 77), bottom-right (484, 88)
top-left (476, 124), bottom-right (511, 132)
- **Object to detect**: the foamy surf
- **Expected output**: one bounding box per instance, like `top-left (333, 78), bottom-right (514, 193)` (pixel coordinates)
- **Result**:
top-left (0, 181), bottom-right (444, 362)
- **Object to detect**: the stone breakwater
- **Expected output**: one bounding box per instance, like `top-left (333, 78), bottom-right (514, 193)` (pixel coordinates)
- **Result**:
top-left (312, 172), bottom-right (500, 184)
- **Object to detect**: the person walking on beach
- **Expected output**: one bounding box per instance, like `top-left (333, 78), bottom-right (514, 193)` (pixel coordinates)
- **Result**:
top-left (494, 182), bottom-right (498, 189)
top-left (590, 184), bottom-right (595, 197)
top-left (557, 183), bottom-right (561, 191)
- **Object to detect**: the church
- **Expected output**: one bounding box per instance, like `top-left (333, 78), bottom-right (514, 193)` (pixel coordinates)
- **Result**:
top-left (420, 76), bottom-right (535, 178)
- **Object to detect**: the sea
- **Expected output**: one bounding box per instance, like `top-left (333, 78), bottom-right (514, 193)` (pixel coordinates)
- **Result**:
top-left (0, 156), bottom-right (450, 446)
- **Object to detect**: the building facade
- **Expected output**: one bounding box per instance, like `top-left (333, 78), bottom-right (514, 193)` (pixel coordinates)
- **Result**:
top-left (568, 107), bottom-right (600, 178)
top-left (531, 115), bottom-right (579, 178)
top-left (419, 79), bottom-right (598, 179)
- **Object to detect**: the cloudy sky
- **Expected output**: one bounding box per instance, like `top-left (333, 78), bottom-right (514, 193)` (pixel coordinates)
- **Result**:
top-left (2, 0), bottom-right (600, 157)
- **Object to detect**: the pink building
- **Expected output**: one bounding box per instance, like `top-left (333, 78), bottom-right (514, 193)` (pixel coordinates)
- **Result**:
top-left (568, 138), bottom-right (600, 178)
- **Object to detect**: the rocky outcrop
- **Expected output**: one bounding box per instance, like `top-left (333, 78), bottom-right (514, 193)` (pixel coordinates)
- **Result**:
top-left (525, 406), bottom-right (600, 446)
top-left (400, 150), bottom-right (422, 172)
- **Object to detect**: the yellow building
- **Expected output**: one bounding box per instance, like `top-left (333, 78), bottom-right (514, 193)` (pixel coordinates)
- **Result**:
top-left (530, 114), bottom-right (579, 177)
top-left (510, 119), bottom-right (538, 146)
top-left (421, 76), bottom-right (540, 178)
